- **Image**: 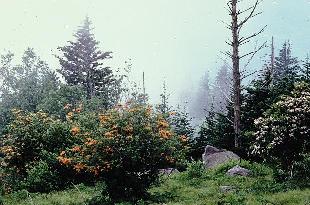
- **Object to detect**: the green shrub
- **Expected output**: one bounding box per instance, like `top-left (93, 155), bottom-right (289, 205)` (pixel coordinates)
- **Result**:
top-left (185, 161), bottom-right (205, 179)
top-left (59, 103), bottom-right (188, 202)
top-left (23, 161), bottom-right (57, 193)
top-left (0, 109), bottom-right (81, 192)
top-left (209, 160), bottom-right (273, 178)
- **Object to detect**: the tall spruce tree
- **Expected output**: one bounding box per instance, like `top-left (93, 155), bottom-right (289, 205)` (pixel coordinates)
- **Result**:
top-left (57, 17), bottom-right (120, 105)
top-left (272, 41), bottom-right (300, 97)
top-left (274, 41), bottom-right (300, 83)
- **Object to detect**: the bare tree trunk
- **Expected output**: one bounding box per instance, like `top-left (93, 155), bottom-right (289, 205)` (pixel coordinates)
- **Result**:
top-left (225, 0), bottom-right (265, 148)
top-left (231, 0), bottom-right (241, 148)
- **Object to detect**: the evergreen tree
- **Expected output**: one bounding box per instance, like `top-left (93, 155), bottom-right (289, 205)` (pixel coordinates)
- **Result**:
top-left (195, 100), bottom-right (235, 159)
top-left (157, 81), bottom-right (171, 116)
top-left (301, 55), bottom-right (310, 83)
top-left (273, 41), bottom-right (300, 84)
top-left (57, 17), bottom-right (121, 108)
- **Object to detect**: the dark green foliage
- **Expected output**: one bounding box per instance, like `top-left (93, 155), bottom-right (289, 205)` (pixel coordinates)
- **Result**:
top-left (37, 85), bottom-right (86, 118)
top-left (240, 41), bottom-right (303, 159)
top-left (56, 17), bottom-right (122, 108)
top-left (23, 161), bottom-right (58, 193)
top-left (194, 103), bottom-right (235, 159)
top-left (273, 41), bottom-right (300, 84)
top-left (301, 55), bottom-right (310, 83)
top-left (0, 111), bottom-right (80, 192)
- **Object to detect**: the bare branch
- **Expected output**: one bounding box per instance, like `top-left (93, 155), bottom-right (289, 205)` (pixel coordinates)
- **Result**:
top-left (214, 83), bottom-right (233, 104)
top-left (225, 40), bottom-right (233, 46)
top-left (219, 19), bottom-right (232, 30)
top-left (243, 41), bottom-right (267, 69)
top-left (238, 6), bottom-right (254, 15)
top-left (238, 0), bottom-right (262, 28)
top-left (220, 51), bottom-right (233, 59)
top-left (241, 70), bottom-right (259, 80)
top-left (239, 25), bottom-right (267, 44)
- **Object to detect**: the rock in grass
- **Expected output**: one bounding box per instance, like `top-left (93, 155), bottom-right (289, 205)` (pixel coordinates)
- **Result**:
top-left (202, 145), bottom-right (240, 169)
top-left (226, 165), bottom-right (251, 176)
top-left (220, 186), bottom-right (235, 193)
top-left (159, 168), bottom-right (179, 175)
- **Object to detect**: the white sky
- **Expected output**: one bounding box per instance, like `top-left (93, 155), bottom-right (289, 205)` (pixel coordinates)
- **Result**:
top-left (0, 0), bottom-right (310, 105)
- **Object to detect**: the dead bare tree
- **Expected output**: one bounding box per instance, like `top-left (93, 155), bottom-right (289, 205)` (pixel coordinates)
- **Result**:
top-left (225, 0), bottom-right (266, 148)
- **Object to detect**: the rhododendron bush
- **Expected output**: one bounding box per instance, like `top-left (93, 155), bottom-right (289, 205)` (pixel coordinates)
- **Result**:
top-left (251, 83), bottom-right (310, 180)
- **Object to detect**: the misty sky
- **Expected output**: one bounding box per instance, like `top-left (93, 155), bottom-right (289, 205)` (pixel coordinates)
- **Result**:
top-left (0, 0), bottom-right (310, 105)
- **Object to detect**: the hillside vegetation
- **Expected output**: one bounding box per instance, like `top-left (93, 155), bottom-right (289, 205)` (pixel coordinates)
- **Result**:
top-left (3, 161), bottom-right (310, 205)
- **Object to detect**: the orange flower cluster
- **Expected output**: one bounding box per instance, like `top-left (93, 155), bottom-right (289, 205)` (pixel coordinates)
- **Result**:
top-left (71, 126), bottom-right (80, 135)
top-left (99, 114), bottom-right (110, 124)
top-left (66, 112), bottom-right (74, 121)
top-left (71, 146), bottom-right (81, 152)
top-left (58, 156), bottom-right (71, 165)
top-left (159, 129), bottom-right (172, 139)
top-left (58, 151), bottom-right (72, 165)
top-left (179, 135), bottom-right (189, 143)
top-left (90, 166), bottom-right (100, 176)
top-left (85, 138), bottom-right (98, 146)
top-left (157, 119), bottom-right (169, 129)
top-left (104, 130), bottom-right (118, 139)
top-left (124, 125), bottom-right (133, 134)
top-left (73, 163), bottom-right (86, 172)
top-left (1, 146), bottom-right (14, 155)
top-left (165, 155), bottom-right (175, 164)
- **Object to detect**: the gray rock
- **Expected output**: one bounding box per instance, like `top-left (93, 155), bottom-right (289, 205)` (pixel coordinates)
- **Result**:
top-left (202, 145), bottom-right (240, 169)
top-left (226, 165), bottom-right (251, 176)
top-left (159, 168), bottom-right (179, 175)
top-left (220, 186), bottom-right (235, 193)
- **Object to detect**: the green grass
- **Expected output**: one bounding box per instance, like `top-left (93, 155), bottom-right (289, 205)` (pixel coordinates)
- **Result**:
top-left (147, 161), bottom-right (310, 205)
top-left (3, 184), bottom-right (99, 205)
top-left (3, 161), bottom-right (310, 205)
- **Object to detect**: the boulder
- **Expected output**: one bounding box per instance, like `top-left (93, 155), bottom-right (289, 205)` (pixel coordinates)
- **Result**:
top-left (202, 145), bottom-right (240, 169)
top-left (220, 185), bottom-right (235, 193)
top-left (159, 168), bottom-right (179, 175)
top-left (226, 165), bottom-right (251, 177)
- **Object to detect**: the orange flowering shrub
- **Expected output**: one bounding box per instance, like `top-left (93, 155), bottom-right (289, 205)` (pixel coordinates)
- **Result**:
top-left (58, 103), bottom-right (187, 201)
top-left (0, 110), bottom-right (79, 192)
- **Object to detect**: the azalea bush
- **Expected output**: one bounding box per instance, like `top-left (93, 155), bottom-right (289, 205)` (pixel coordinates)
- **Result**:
top-left (0, 107), bottom-right (86, 192)
top-left (58, 103), bottom-right (188, 202)
top-left (251, 82), bottom-right (310, 181)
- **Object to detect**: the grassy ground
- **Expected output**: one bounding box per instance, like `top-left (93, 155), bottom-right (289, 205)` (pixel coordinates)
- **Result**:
top-left (3, 161), bottom-right (310, 205)
top-left (148, 161), bottom-right (310, 205)
top-left (2, 184), bottom-right (99, 205)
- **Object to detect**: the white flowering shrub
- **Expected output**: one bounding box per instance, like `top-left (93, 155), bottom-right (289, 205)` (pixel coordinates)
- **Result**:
top-left (252, 82), bottom-right (310, 180)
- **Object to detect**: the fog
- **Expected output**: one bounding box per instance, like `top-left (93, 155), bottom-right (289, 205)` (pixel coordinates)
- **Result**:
top-left (0, 0), bottom-right (309, 105)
